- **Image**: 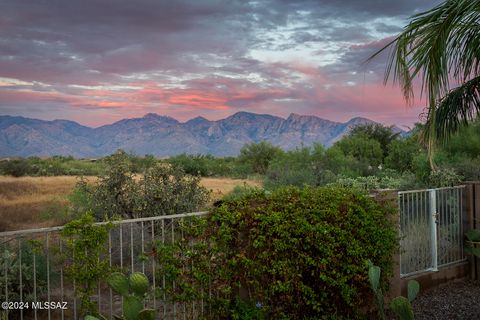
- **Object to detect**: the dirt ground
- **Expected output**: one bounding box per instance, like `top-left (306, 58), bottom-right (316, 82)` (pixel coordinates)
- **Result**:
top-left (0, 175), bottom-right (261, 232)
top-left (412, 279), bottom-right (480, 320)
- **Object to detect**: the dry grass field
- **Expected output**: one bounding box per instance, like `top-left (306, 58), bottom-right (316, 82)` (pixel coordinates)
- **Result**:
top-left (0, 175), bottom-right (261, 232)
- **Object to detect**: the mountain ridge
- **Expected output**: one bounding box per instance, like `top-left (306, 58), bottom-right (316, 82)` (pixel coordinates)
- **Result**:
top-left (0, 112), bottom-right (402, 157)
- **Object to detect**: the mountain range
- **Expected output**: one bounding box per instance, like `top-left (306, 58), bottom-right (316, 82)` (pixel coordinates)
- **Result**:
top-left (0, 112), bottom-right (403, 157)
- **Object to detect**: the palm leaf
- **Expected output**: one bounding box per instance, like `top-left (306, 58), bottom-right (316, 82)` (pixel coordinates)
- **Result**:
top-left (368, 0), bottom-right (480, 157)
top-left (424, 75), bottom-right (480, 144)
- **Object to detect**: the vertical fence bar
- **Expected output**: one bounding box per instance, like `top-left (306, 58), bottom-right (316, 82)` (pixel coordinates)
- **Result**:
top-left (18, 238), bottom-right (23, 320)
top-left (73, 248), bottom-right (77, 320)
top-left (429, 189), bottom-right (438, 271)
top-left (59, 238), bottom-right (65, 320)
top-left (422, 191), bottom-right (432, 268)
top-left (130, 222), bottom-right (134, 272)
top-left (3, 237), bottom-right (8, 319)
top-left (33, 242), bottom-right (37, 320)
top-left (172, 220), bottom-right (176, 318)
top-left (141, 221), bottom-right (145, 275)
top-left (98, 254), bottom-right (102, 316)
top-left (403, 192), bottom-right (407, 272)
top-left (161, 219), bottom-right (166, 318)
top-left (448, 189), bottom-right (452, 264)
top-left (108, 230), bottom-right (113, 320)
top-left (415, 192), bottom-right (420, 267)
top-left (182, 217), bottom-right (186, 320)
top-left (151, 221), bottom-right (156, 311)
top-left (456, 188), bottom-right (460, 261)
top-left (445, 189), bottom-right (448, 264)
top-left (460, 187), bottom-right (464, 260)
top-left (119, 224), bottom-right (123, 270)
top-left (46, 233), bottom-right (51, 320)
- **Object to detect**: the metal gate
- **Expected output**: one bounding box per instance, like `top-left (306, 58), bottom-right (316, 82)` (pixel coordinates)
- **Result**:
top-left (398, 186), bottom-right (466, 277)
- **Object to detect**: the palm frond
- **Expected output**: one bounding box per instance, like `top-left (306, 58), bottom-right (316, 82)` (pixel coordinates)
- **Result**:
top-left (423, 75), bottom-right (480, 144)
top-left (368, 0), bottom-right (480, 154)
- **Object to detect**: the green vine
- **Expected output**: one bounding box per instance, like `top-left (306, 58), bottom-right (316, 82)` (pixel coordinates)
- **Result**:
top-left (61, 212), bottom-right (113, 316)
top-left (156, 186), bottom-right (398, 319)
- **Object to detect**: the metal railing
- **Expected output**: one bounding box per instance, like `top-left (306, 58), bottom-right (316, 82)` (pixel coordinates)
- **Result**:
top-left (398, 186), bottom-right (466, 277)
top-left (2, 186), bottom-right (470, 318)
top-left (0, 211), bottom-right (209, 320)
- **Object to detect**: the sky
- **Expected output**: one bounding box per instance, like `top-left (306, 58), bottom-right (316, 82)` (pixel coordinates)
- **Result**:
top-left (0, 0), bottom-right (443, 128)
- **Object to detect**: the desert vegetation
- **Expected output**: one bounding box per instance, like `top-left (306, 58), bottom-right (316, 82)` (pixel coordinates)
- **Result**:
top-left (0, 174), bottom-right (260, 232)
top-left (155, 186), bottom-right (398, 319)
top-left (2, 121), bottom-right (480, 231)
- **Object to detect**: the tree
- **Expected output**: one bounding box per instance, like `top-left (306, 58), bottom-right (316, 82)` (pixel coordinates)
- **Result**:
top-left (371, 0), bottom-right (480, 165)
top-left (333, 135), bottom-right (383, 168)
top-left (384, 138), bottom-right (421, 173)
top-left (349, 124), bottom-right (400, 160)
top-left (238, 141), bottom-right (283, 174)
top-left (72, 150), bottom-right (210, 220)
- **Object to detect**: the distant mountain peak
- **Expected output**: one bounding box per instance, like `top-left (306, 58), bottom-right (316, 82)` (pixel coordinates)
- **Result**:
top-left (142, 113), bottom-right (178, 122)
top-left (346, 117), bottom-right (374, 125)
top-left (185, 116), bottom-right (210, 124)
top-left (0, 112), bottom-right (404, 157)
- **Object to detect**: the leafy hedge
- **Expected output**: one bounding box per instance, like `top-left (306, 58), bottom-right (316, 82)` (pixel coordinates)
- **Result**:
top-left (156, 186), bottom-right (398, 319)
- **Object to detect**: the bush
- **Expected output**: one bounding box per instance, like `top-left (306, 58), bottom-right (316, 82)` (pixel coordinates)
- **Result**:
top-left (265, 147), bottom-right (318, 189)
top-left (0, 159), bottom-right (32, 177)
top-left (157, 186), bottom-right (398, 319)
top-left (167, 154), bottom-right (239, 177)
top-left (71, 150), bottom-right (210, 220)
top-left (385, 138), bottom-right (420, 173)
top-left (328, 170), bottom-right (420, 191)
top-left (451, 156), bottom-right (480, 181)
top-left (238, 141), bottom-right (283, 175)
top-left (428, 167), bottom-right (463, 187)
top-left (264, 145), bottom-right (338, 190)
top-left (0, 241), bottom-right (48, 319)
top-left (61, 213), bottom-right (112, 316)
top-left (0, 157), bottom-right (106, 177)
top-left (349, 124), bottom-right (400, 160)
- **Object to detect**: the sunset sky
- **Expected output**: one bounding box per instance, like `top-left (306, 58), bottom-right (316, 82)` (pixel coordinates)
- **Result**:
top-left (0, 0), bottom-right (442, 128)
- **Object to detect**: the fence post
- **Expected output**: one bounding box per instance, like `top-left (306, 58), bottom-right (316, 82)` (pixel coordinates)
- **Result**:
top-left (464, 181), bottom-right (480, 280)
top-left (429, 189), bottom-right (438, 271)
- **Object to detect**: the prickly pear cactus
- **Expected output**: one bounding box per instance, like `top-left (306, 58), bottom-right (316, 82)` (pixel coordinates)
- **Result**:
top-left (407, 280), bottom-right (419, 303)
top-left (390, 296), bottom-right (414, 320)
top-left (89, 271), bottom-right (155, 320)
top-left (108, 272), bottom-right (129, 296)
top-left (368, 263), bottom-right (381, 292)
top-left (367, 260), bottom-right (385, 320)
top-left (129, 272), bottom-right (149, 296)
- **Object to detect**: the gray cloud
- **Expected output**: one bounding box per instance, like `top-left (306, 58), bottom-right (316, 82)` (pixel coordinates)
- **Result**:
top-left (0, 0), bottom-right (442, 126)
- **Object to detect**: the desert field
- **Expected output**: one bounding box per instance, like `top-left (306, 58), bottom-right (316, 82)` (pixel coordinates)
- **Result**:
top-left (0, 175), bottom-right (261, 232)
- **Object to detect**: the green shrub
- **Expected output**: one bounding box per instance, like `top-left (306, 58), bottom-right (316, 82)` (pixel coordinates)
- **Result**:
top-left (385, 139), bottom-right (420, 173)
top-left (0, 241), bottom-right (48, 319)
top-left (447, 156), bottom-right (480, 181)
top-left (0, 159), bottom-right (32, 177)
top-left (156, 186), bottom-right (398, 319)
top-left (349, 124), bottom-right (401, 160)
top-left (238, 141), bottom-right (283, 175)
top-left (71, 151), bottom-right (210, 220)
top-left (61, 213), bottom-right (113, 316)
top-left (427, 167), bottom-right (463, 187)
top-left (0, 157), bottom-right (106, 177)
top-left (327, 171), bottom-right (421, 191)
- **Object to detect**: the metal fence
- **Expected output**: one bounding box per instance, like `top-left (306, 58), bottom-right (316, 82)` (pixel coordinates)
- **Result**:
top-left (0, 211), bottom-right (209, 320)
top-left (398, 186), bottom-right (466, 277)
top-left (1, 186), bottom-right (470, 318)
